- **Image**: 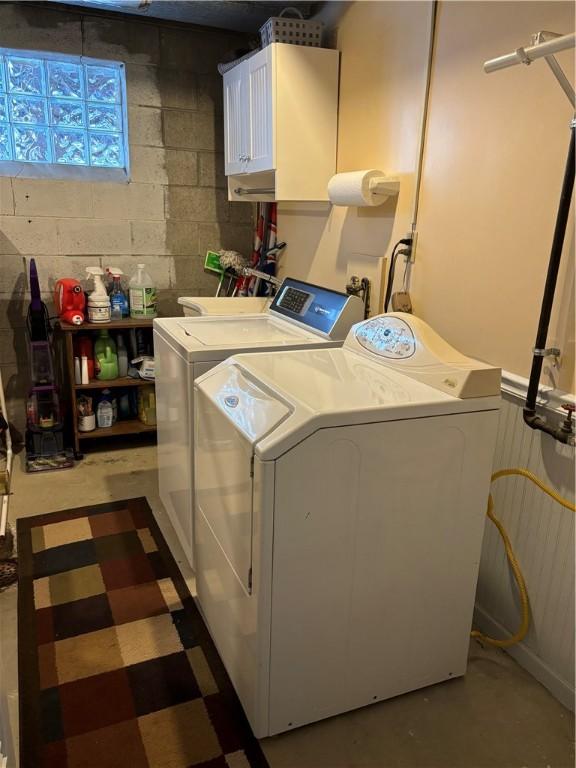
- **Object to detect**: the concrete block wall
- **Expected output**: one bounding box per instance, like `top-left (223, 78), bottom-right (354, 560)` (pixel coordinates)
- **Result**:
top-left (0, 4), bottom-right (254, 434)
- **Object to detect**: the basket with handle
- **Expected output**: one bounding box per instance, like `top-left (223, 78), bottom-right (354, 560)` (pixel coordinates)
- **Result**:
top-left (260, 7), bottom-right (323, 48)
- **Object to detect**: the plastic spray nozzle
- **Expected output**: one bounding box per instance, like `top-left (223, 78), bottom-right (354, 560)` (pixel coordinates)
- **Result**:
top-left (86, 267), bottom-right (108, 297)
top-left (107, 267), bottom-right (124, 278)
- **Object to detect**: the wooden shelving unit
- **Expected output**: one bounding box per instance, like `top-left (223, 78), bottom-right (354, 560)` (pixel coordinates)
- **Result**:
top-left (59, 318), bottom-right (156, 455)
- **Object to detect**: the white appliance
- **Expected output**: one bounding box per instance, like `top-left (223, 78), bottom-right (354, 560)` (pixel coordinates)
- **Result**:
top-left (194, 312), bottom-right (501, 738)
top-left (178, 296), bottom-right (270, 317)
top-left (154, 278), bottom-right (363, 568)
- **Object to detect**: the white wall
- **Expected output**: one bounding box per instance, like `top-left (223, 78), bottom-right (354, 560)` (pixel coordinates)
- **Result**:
top-left (476, 394), bottom-right (575, 710)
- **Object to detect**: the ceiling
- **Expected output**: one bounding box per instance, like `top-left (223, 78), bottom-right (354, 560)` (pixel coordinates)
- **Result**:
top-left (56, 1), bottom-right (327, 33)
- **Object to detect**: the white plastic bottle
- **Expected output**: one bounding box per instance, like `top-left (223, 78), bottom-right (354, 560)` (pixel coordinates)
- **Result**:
top-left (116, 334), bottom-right (128, 378)
top-left (86, 267), bottom-right (111, 323)
top-left (129, 264), bottom-right (157, 319)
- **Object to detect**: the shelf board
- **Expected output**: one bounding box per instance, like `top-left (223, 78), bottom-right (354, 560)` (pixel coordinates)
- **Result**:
top-left (78, 420), bottom-right (156, 439)
top-left (60, 318), bottom-right (155, 332)
top-left (75, 377), bottom-right (154, 390)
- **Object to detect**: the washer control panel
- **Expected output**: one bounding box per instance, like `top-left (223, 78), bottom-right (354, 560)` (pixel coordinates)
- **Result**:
top-left (276, 286), bottom-right (314, 316)
top-left (355, 316), bottom-right (416, 359)
top-left (269, 277), bottom-right (363, 338)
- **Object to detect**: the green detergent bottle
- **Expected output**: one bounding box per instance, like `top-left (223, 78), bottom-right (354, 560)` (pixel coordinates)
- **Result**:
top-left (94, 329), bottom-right (119, 381)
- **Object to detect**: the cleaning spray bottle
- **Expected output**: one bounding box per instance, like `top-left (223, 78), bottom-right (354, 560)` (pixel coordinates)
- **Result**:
top-left (107, 268), bottom-right (129, 319)
top-left (129, 264), bottom-right (157, 319)
top-left (86, 267), bottom-right (111, 323)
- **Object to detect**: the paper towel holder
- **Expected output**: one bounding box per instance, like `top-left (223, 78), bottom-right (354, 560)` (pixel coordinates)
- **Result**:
top-left (368, 176), bottom-right (400, 198)
top-left (327, 169), bottom-right (400, 207)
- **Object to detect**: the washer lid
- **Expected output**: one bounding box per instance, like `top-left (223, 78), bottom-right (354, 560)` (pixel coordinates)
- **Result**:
top-left (178, 316), bottom-right (316, 346)
top-left (153, 314), bottom-right (327, 362)
top-left (177, 296), bottom-right (269, 315)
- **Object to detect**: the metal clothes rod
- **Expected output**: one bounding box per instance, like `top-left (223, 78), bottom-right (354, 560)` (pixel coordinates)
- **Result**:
top-left (234, 187), bottom-right (275, 196)
top-left (484, 32), bottom-right (575, 73)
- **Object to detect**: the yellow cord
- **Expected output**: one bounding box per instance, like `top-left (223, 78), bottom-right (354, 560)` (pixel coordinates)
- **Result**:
top-left (471, 467), bottom-right (575, 649)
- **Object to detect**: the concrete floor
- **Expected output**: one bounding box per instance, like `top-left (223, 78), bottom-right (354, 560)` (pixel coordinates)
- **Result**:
top-left (1, 443), bottom-right (574, 768)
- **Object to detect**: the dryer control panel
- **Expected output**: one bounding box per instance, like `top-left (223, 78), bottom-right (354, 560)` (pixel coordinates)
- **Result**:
top-left (345, 312), bottom-right (501, 399)
top-left (269, 278), bottom-right (364, 339)
top-left (354, 316), bottom-right (415, 359)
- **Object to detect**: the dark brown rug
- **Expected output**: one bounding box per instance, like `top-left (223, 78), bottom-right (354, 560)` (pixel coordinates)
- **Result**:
top-left (17, 497), bottom-right (269, 768)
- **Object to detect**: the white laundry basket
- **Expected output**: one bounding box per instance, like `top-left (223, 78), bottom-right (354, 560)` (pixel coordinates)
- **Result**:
top-left (260, 7), bottom-right (323, 48)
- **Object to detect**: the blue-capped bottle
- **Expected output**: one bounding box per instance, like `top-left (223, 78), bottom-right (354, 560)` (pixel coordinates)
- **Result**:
top-left (108, 267), bottom-right (130, 319)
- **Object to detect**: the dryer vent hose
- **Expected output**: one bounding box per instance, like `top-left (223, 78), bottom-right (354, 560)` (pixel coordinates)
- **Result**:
top-left (471, 468), bottom-right (575, 648)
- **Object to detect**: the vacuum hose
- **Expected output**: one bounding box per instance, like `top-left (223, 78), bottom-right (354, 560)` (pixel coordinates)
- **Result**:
top-left (471, 468), bottom-right (575, 648)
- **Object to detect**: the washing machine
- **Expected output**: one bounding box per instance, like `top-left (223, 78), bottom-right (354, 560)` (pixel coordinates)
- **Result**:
top-left (154, 277), bottom-right (363, 569)
top-left (193, 312), bottom-right (501, 737)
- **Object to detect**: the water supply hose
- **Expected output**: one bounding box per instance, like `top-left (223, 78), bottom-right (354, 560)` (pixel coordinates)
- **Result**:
top-left (471, 467), bottom-right (575, 648)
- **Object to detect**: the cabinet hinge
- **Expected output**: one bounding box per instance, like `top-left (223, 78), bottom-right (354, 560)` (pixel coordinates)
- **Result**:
top-left (250, 455), bottom-right (255, 478)
top-left (248, 567), bottom-right (253, 591)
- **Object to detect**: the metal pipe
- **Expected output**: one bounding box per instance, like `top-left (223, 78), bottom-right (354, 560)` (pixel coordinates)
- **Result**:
top-left (234, 187), bottom-right (275, 196)
top-left (530, 31), bottom-right (576, 107)
top-left (523, 124), bottom-right (575, 444)
top-left (484, 32), bottom-right (575, 73)
top-left (410, 0), bottom-right (438, 238)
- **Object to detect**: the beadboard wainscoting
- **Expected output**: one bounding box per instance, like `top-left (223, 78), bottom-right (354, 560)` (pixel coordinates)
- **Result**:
top-left (475, 376), bottom-right (575, 711)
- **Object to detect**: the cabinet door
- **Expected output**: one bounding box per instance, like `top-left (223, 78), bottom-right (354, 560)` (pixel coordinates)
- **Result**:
top-left (246, 46), bottom-right (274, 173)
top-left (223, 61), bottom-right (248, 176)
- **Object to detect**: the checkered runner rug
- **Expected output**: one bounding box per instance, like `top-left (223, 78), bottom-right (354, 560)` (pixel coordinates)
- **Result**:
top-left (17, 498), bottom-right (269, 768)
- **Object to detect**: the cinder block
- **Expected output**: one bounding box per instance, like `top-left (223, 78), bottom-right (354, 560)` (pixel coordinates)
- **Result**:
top-left (166, 187), bottom-right (228, 222)
top-left (57, 219), bottom-right (130, 255)
top-left (165, 150), bottom-right (198, 187)
top-left (131, 221), bottom-right (167, 255)
top-left (229, 200), bottom-right (255, 225)
top-left (0, 217), bottom-right (59, 256)
top-left (92, 183), bottom-right (165, 221)
top-left (128, 106), bottom-right (163, 148)
top-left (130, 146), bottom-right (168, 184)
top-left (198, 222), bottom-right (253, 260)
top-left (83, 18), bottom-right (160, 65)
top-left (106, 255), bottom-right (171, 290)
top-left (0, 330), bottom-right (17, 366)
top-left (198, 153), bottom-right (226, 189)
top-left (159, 28), bottom-right (231, 74)
top-left (156, 69), bottom-right (197, 111)
top-left (156, 289), bottom-right (183, 318)
top-left (30, 255), bottom-right (104, 294)
top-left (163, 110), bottom-right (220, 151)
top-left (165, 222), bottom-right (199, 256)
top-left (170, 255), bottom-right (208, 291)
top-left (1, 360), bottom-right (28, 433)
top-left (126, 64), bottom-right (161, 108)
top-left (197, 75), bottom-right (223, 115)
top-left (0, 179), bottom-right (14, 215)
top-left (0, 4), bottom-right (82, 55)
top-left (0, 255), bottom-right (28, 296)
top-left (13, 179), bottom-right (93, 218)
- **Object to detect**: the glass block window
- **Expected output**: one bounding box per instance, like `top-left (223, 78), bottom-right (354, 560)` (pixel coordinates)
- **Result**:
top-left (0, 48), bottom-right (128, 176)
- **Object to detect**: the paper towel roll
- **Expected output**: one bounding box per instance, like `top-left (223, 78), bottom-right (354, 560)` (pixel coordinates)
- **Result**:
top-left (328, 169), bottom-right (386, 207)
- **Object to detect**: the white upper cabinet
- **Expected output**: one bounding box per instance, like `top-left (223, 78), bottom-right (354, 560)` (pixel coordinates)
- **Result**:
top-left (222, 43), bottom-right (340, 202)
top-left (223, 60), bottom-right (248, 177)
top-left (246, 46), bottom-right (274, 174)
